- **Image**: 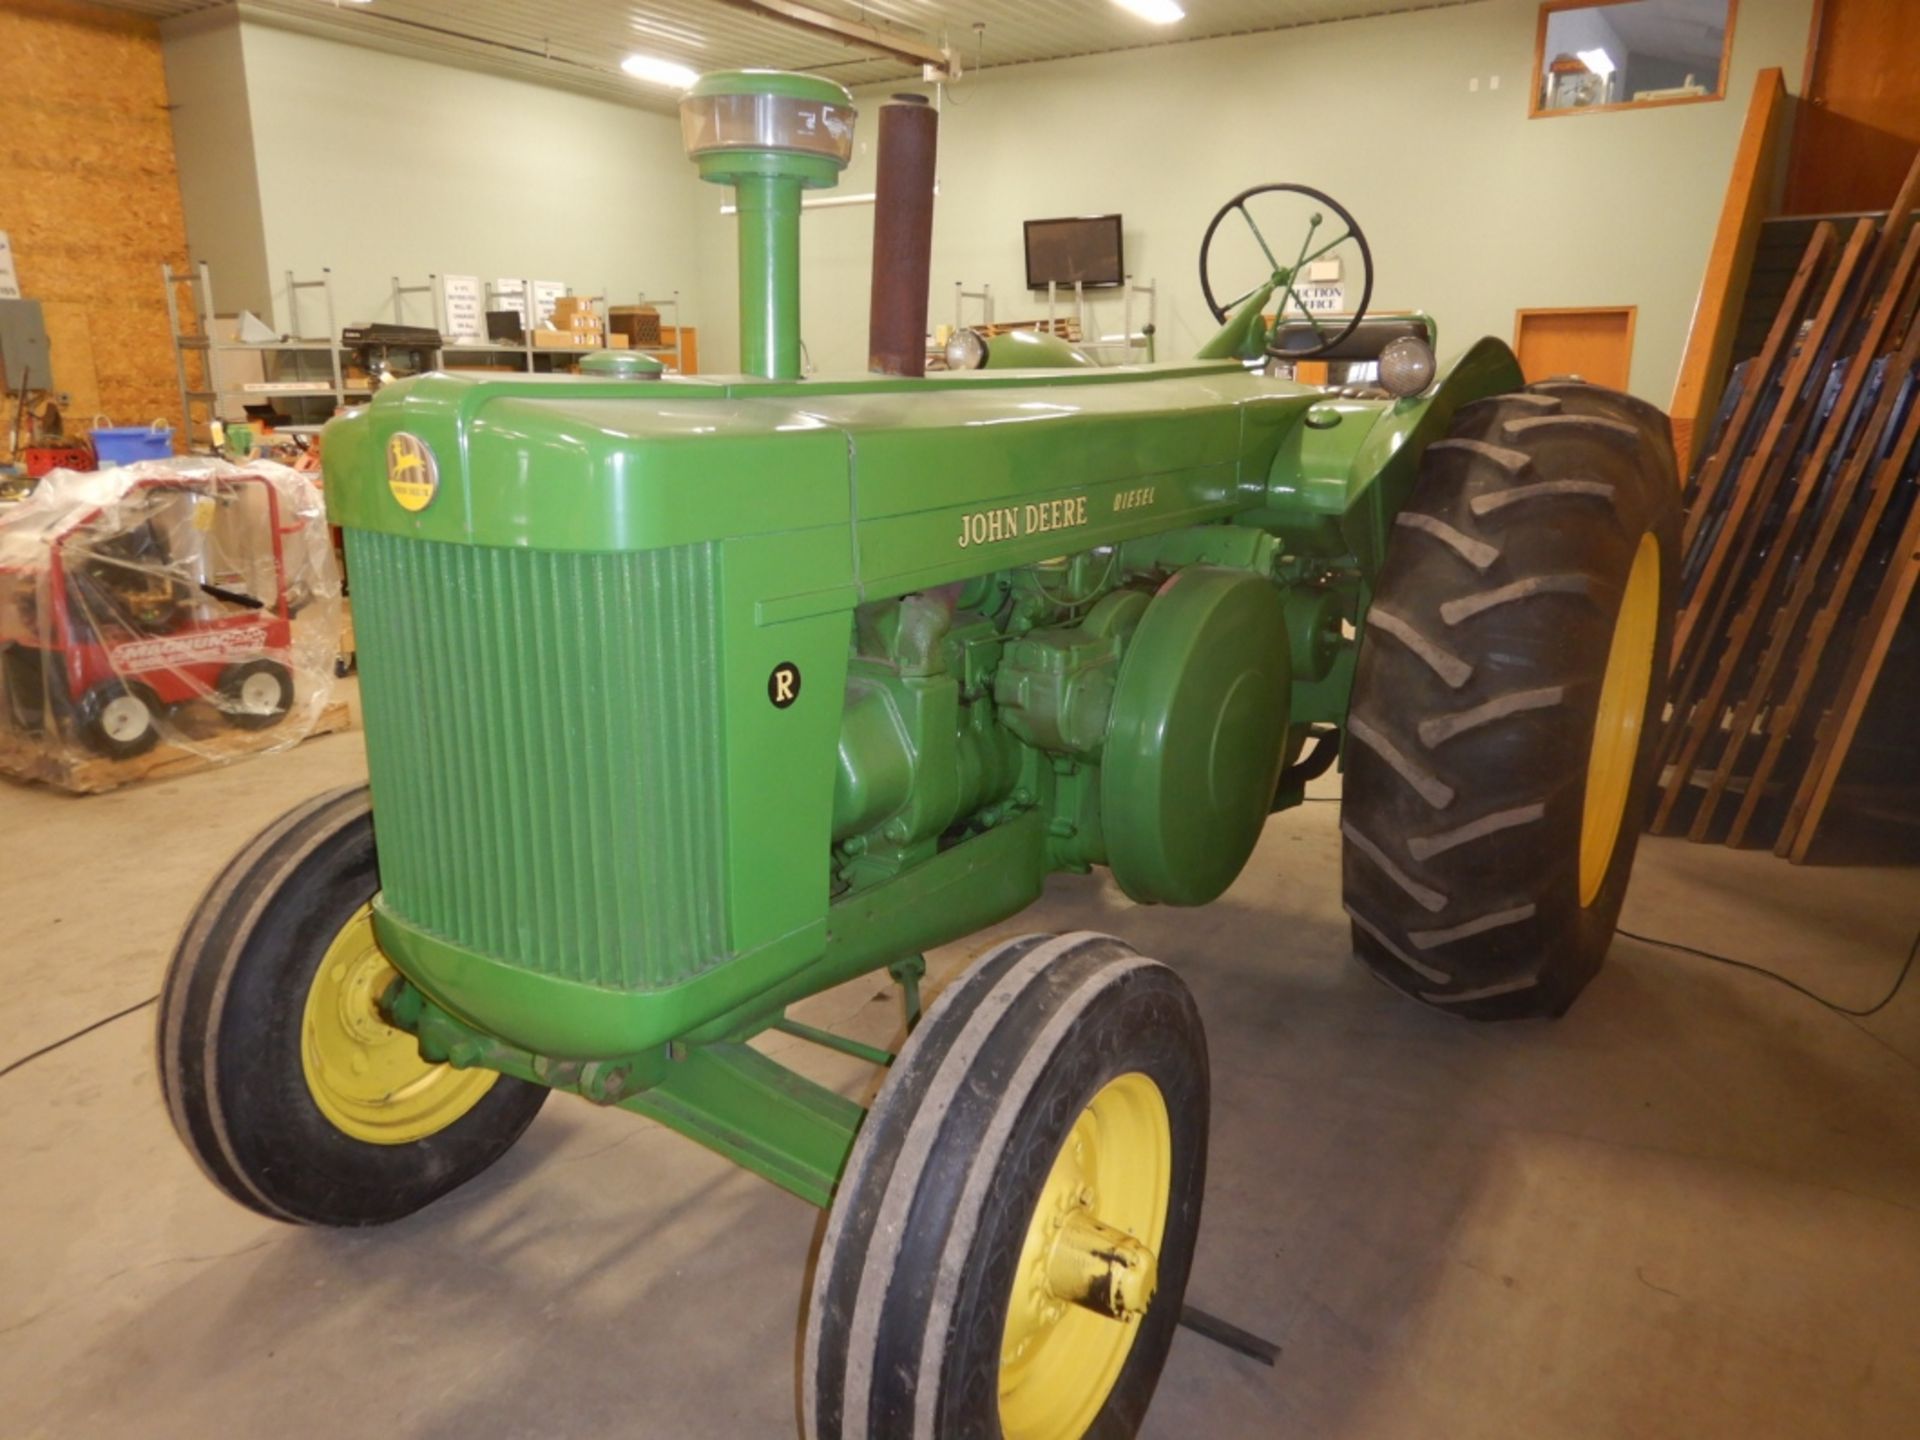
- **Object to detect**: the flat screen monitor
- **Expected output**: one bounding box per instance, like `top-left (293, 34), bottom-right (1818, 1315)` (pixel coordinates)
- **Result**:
top-left (1024, 214), bottom-right (1124, 291)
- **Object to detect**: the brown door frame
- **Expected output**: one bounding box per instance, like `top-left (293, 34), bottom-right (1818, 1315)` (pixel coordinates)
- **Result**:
top-left (1513, 305), bottom-right (1639, 387)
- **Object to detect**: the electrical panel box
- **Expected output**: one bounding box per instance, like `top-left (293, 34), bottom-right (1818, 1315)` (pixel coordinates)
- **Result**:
top-left (1, 298), bottom-right (51, 392)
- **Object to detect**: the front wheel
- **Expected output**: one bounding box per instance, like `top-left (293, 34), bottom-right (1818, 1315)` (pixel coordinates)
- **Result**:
top-left (76, 678), bottom-right (161, 758)
top-left (1341, 380), bottom-right (1679, 1019)
top-left (219, 657), bottom-right (294, 730)
top-left (804, 932), bottom-right (1209, 1440)
top-left (157, 784), bottom-right (548, 1225)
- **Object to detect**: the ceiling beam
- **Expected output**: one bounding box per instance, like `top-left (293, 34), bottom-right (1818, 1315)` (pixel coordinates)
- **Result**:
top-left (711, 0), bottom-right (955, 76)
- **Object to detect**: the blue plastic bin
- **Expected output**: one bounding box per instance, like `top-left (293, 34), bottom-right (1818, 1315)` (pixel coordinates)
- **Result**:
top-left (92, 425), bottom-right (173, 466)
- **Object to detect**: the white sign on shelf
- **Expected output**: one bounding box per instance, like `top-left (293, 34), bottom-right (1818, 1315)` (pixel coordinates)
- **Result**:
top-left (492, 278), bottom-right (529, 324)
top-left (1284, 282), bottom-right (1346, 316)
top-left (488, 278), bottom-right (571, 328)
top-left (0, 231), bottom-right (20, 300)
top-left (441, 274), bottom-right (484, 339)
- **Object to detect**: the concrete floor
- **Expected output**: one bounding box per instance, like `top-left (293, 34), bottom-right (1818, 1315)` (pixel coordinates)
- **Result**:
top-left (3, 721), bottom-right (1918, 1440)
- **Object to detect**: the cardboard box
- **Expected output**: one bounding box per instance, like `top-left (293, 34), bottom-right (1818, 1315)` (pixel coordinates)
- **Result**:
top-left (532, 329), bottom-right (618, 349)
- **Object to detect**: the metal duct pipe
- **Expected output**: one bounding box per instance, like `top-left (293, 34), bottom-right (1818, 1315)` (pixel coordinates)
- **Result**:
top-left (868, 94), bottom-right (939, 377)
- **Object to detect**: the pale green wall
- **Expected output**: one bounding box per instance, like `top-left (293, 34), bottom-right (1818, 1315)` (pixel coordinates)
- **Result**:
top-left (164, 0), bottom-right (1810, 402)
top-left (696, 0), bottom-right (1813, 404)
top-left (165, 19), bottom-right (707, 337)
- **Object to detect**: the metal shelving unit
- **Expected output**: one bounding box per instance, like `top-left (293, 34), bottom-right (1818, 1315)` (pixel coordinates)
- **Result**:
top-left (1046, 276), bottom-right (1157, 363)
top-left (953, 280), bottom-right (995, 331)
top-left (943, 278), bottom-right (1157, 364)
top-left (163, 262), bottom-right (372, 448)
top-left (164, 266), bottom-right (691, 449)
top-left (436, 282), bottom-right (687, 376)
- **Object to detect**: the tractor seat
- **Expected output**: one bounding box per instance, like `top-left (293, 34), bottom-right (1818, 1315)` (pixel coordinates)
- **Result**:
top-left (1269, 314), bottom-right (1430, 361)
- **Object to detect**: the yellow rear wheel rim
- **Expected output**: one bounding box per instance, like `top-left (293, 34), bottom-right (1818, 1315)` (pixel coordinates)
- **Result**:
top-left (300, 903), bottom-right (497, 1144)
top-left (999, 1072), bottom-right (1172, 1440)
top-left (1580, 533), bottom-right (1661, 906)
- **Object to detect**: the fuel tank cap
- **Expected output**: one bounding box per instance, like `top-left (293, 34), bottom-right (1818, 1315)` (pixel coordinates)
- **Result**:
top-left (579, 350), bottom-right (665, 379)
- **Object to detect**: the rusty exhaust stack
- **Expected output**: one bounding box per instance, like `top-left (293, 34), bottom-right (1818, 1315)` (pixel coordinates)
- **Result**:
top-left (868, 93), bottom-right (939, 377)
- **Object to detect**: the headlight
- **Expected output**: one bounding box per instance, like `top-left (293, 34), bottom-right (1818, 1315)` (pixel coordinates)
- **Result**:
top-left (1378, 336), bottom-right (1437, 397)
top-left (945, 328), bottom-right (988, 371)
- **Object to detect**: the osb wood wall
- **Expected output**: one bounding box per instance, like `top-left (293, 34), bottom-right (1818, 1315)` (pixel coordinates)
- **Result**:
top-left (0, 0), bottom-right (189, 445)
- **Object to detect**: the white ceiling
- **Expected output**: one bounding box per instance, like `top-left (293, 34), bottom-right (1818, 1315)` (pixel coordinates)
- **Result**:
top-left (1602, 0), bottom-right (1730, 69)
top-left (101, 0), bottom-right (1486, 111)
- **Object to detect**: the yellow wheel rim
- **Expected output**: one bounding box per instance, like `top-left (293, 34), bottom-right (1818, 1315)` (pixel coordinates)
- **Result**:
top-left (1580, 533), bottom-right (1661, 906)
top-left (300, 903), bottom-right (497, 1144)
top-left (999, 1073), bottom-right (1172, 1440)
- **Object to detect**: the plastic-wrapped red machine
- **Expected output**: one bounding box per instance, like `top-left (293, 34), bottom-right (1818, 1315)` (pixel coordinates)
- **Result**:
top-left (0, 459), bottom-right (342, 775)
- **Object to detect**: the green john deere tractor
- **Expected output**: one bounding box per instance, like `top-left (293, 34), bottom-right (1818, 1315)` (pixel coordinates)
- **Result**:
top-left (159, 71), bottom-right (1678, 1439)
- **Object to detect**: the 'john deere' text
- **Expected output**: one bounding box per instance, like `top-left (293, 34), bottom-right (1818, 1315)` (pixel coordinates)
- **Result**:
top-left (956, 496), bottom-right (1089, 549)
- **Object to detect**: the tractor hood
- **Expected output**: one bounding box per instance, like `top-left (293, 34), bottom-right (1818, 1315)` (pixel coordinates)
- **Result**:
top-left (322, 364), bottom-right (1326, 588)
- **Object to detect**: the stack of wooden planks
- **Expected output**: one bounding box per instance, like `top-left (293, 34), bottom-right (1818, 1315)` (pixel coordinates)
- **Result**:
top-left (1651, 151), bottom-right (1920, 861)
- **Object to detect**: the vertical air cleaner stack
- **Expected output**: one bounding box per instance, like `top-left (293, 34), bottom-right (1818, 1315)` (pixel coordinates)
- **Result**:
top-left (868, 93), bottom-right (939, 376)
top-left (680, 70), bottom-right (857, 380)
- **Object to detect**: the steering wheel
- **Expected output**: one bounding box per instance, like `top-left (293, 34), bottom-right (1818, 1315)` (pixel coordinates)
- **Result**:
top-left (1198, 183), bottom-right (1375, 359)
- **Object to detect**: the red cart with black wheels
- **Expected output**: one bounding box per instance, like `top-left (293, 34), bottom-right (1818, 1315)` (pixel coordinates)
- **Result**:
top-left (0, 472), bottom-right (304, 759)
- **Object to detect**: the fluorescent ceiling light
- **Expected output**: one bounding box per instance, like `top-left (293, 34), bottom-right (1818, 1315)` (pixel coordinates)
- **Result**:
top-left (1576, 47), bottom-right (1616, 78)
top-left (621, 53), bottom-right (699, 88)
top-left (1112, 0), bottom-right (1184, 23)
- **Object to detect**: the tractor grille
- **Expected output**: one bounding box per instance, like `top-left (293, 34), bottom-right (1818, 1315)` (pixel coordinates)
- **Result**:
top-left (346, 531), bottom-right (729, 991)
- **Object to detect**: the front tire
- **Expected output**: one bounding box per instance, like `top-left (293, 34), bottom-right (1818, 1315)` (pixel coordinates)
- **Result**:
top-left (1342, 381), bottom-right (1679, 1018)
top-left (157, 785), bottom-right (548, 1225)
top-left (804, 932), bottom-right (1208, 1440)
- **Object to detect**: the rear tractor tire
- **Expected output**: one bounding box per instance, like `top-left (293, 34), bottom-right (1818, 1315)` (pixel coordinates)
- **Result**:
top-left (158, 784), bottom-right (548, 1225)
top-left (805, 932), bottom-right (1209, 1440)
top-left (1342, 381), bottom-right (1679, 1019)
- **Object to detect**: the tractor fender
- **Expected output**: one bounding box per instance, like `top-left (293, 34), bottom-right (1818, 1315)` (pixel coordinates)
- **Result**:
top-left (1339, 336), bottom-right (1525, 577)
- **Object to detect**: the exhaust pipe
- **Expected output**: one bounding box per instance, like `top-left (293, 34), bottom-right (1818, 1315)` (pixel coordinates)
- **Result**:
top-left (868, 94), bottom-right (939, 377)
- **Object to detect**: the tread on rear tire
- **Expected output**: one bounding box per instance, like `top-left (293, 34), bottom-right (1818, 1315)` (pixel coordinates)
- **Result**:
top-left (1341, 380), bottom-right (1679, 1019)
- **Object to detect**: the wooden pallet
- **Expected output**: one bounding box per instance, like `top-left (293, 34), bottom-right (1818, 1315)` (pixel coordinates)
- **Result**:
top-left (0, 700), bottom-right (352, 795)
top-left (974, 317), bottom-right (1085, 343)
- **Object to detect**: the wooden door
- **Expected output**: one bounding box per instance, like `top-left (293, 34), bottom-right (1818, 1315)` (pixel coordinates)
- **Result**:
top-left (1784, 0), bottom-right (1920, 215)
top-left (1513, 307), bottom-right (1636, 389)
